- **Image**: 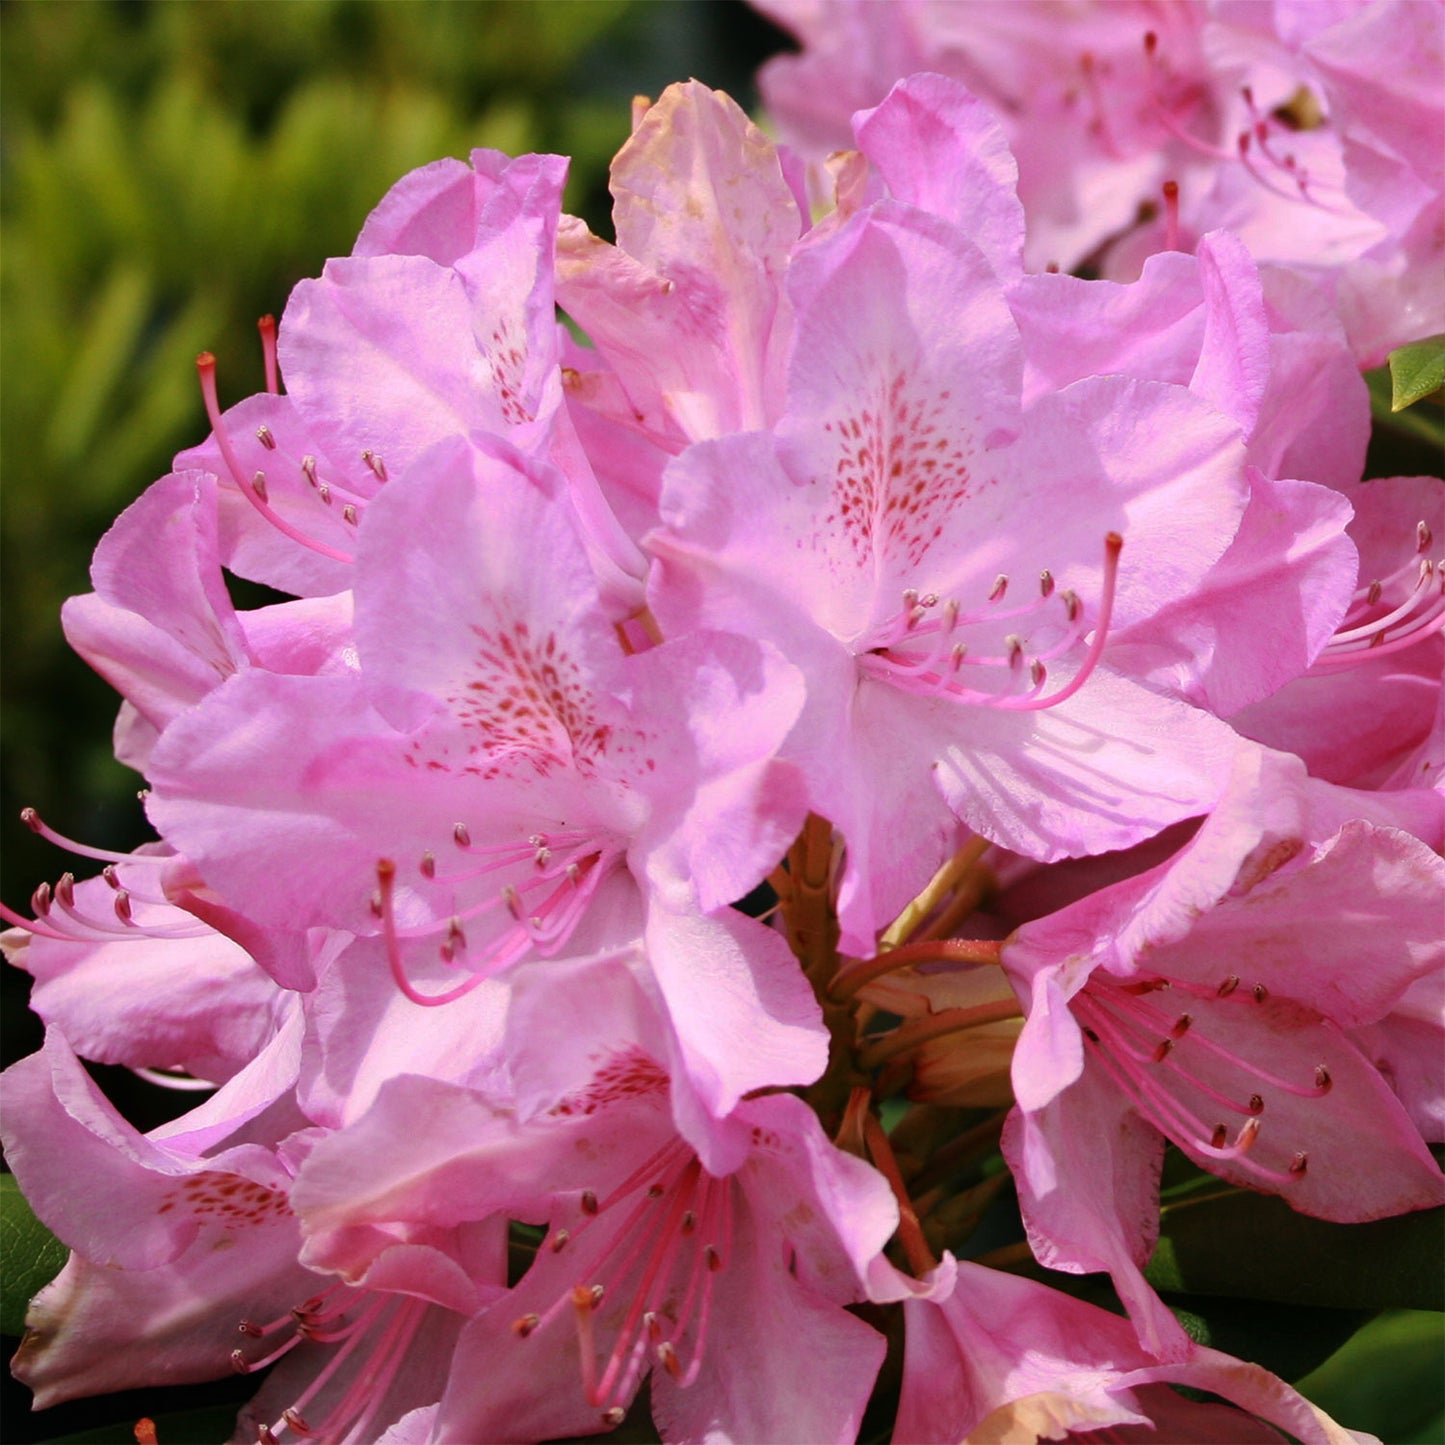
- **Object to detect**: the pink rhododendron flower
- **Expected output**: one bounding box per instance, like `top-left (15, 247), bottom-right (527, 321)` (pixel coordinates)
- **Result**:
top-left (755, 0), bottom-right (1445, 359)
top-left (1000, 746), bottom-right (1445, 1356)
top-left (5, 34), bottom-right (1441, 1445)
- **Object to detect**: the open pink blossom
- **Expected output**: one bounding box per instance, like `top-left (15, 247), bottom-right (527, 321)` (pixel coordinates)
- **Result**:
top-left (146, 436), bottom-right (824, 1126)
top-left (1000, 746), bottom-right (1445, 1358)
top-left (649, 81), bottom-right (1248, 947)
top-left (290, 1036), bottom-right (897, 1443)
top-left (755, 1), bottom-right (1445, 359)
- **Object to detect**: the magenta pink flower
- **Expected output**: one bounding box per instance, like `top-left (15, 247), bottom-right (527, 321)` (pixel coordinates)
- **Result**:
top-left (1000, 746), bottom-right (1445, 1357)
top-left (290, 1036), bottom-right (897, 1443)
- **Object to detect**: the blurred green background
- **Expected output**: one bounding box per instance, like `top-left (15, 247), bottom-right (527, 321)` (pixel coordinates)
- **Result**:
top-left (1, 3), bottom-right (1440, 1442)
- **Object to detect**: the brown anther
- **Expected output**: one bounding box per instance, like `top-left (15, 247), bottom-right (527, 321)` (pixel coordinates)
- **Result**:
top-left (1368, 630), bottom-right (1386, 649)
top-left (705, 1245), bottom-right (723, 1271)
top-left (259, 1427), bottom-right (281, 1445)
top-left (1288, 1152), bottom-right (1309, 1176)
top-left (1152, 1038), bottom-right (1174, 1063)
top-left (317, 483), bottom-right (332, 505)
top-left (301, 455), bottom-right (319, 487)
top-left (420, 851), bottom-right (436, 879)
top-left (1211, 1123), bottom-right (1228, 1148)
top-left (1006, 635), bottom-right (1025, 670)
top-left (238, 1319), bottom-right (264, 1337)
top-left (230, 1347), bottom-right (250, 1374)
top-left (1237, 1117), bottom-right (1261, 1151)
top-left (1060, 588), bottom-right (1081, 622)
top-left (342, 504), bottom-right (358, 526)
top-left (1143, 29), bottom-right (1158, 55)
top-left (1218, 974), bottom-right (1240, 997)
top-left (113, 889), bottom-right (133, 923)
top-left (1314, 1065), bottom-right (1332, 1093)
top-left (1418, 520), bottom-right (1433, 552)
top-left (1039, 569), bottom-right (1054, 597)
top-left (1248, 1093), bottom-right (1264, 1115)
top-left (989, 574), bottom-right (1009, 602)
top-left (602, 1407), bottom-right (627, 1427)
top-left (1170, 1013), bottom-right (1193, 1039)
top-left (369, 890), bottom-right (384, 918)
top-left (103, 864), bottom-right (121, 889)
top-left (251, 472), bottom-right (268, 503)
top-left (446, 916), bottom-right (466, 950)
top-left (1030, 658), bottom-right (1047, 688)
top-left (256, 425), bottom-right (276, 450)
top-left (31, 882), bottom-right (51, 916)
top-left (647, 1184), bottom-right (665, 1199)
top-left (680, 1209), bottom-right (697, 1235)
top-left (1082, 1026), bottom-right (1101, 1043)
top-left (1252, 983), bottom-right (1269, 1003)
top-left (581, 1189), bottom-right (599, 1215)
top-left (590, 1284), bottom-right (605, 1306)
top-left (1366, 579), bottom-right (1384, 606)
top-left (362, 449), bottom-right (388, 482)
top-left (282, 1409), bottom-right (313, 1437)
top-left (645, 1311), bottom-right (661, 1340)
top-left (550, 1229), bottom-right (570, 1253)
top-left (658, 1340), bottom-right (682, 1378)
top-left (512, 1312), bottom-right (540, 1338)
top-left (55, 873), bottom-right (75, 908)
top-left (454, 822), bottom-right (472, 848)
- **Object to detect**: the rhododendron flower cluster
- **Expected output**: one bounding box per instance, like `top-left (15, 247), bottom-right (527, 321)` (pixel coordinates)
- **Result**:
top-left (4, 16), bottom-right (1443, 1445)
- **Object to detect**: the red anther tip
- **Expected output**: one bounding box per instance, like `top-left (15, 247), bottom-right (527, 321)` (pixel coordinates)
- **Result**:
top-left (197, 351), bottom-right (216, 370)
top-left (1314, 1065), bottom-right (1332, 1093)
top-left (512, 1312), bottom-right (540, 1338)
top-left (134, 1420), bottom-right (159, 1445)
top-left (571, 1284), bottom-right (595, 1311)
top-left (1105, 531), bottom-right (1124, 553)
top-left (1210, 1123), bottom-right (1228, 1148)
top-left (1143, 29), bottom-right (1158, 54)
top-left (257, 314), bottom-right (276, 334)
top-left (581, 1189), bottom-right (599, 1215)
top-left (376, 858), bottom-right (397, 882)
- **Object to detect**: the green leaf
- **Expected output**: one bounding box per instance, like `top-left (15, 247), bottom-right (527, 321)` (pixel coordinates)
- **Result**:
top-left (1147, 1189), bottom-right (1443, 1310)
top-left (1390, 334), bottom-right (1445, 411)
top-left (1365, 364), bottom-right (1445, 445)
top-left (1165, 1296), bottom-right (1373, 1383)
top-left (0, 1172), bottom-right (68, 1336)
top-left (1293, 1310), bottom-right (1445, 1442)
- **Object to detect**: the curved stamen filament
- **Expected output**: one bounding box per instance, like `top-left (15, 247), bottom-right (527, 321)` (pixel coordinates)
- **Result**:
top-left (830, 938), bottom-right (1003, 1002)
top-left (20, 807), bottom-right (138, 864)
top-left (376, 860), bottom-right (491, 1008)
top-left (196, 353), bottom-right (354, 566)
top-left (857, 999), bottom-right (1024, 1071)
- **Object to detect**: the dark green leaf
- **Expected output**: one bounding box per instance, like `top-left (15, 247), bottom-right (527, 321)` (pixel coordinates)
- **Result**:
top-left (1365, 364), bottom-right (1445, 445)
top-left (0, 1173), bottom-right (68, 1336)
top-left (1165, 1297), bottom-right (1373, 1383)
top-left (1147, 1189), bottom-right (1443, 1310)
top-left (1390, 334), bottom-right (1445, 411)
top-left (1293, 1310), bottom-right (1445, 1443)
